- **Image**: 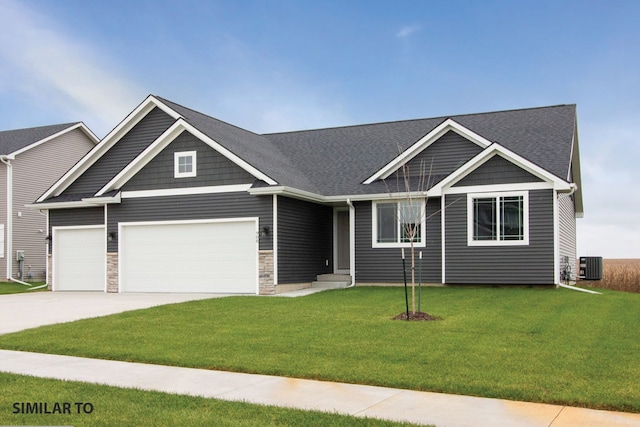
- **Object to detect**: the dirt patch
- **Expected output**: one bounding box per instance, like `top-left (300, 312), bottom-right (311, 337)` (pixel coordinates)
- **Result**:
top-left (392, 311), bottom-right (439, 321)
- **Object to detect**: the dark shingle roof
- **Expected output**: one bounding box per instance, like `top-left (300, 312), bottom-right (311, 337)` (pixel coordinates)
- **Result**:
top-left (264, 104), bottom-right (576, 196)
top-left (0, 123), bottom-right (80, 156)
top-left (156, 97), bottom-right (321, 193)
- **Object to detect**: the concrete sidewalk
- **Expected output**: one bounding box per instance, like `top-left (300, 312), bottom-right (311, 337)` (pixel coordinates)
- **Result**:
top-left (1, 350), bottom-right (638, 427)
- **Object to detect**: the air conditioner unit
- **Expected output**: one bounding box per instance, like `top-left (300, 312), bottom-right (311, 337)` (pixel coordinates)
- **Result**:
top-left (579, 256), bottom-right (603, 281)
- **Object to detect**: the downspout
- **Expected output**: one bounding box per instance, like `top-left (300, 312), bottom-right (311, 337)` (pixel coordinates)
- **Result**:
top-left (556, 183), bottom-right (597, 293)
top-left (346, 199), bottom-right (356, 288)
top-left (0, 155), bottom-right (34, 287)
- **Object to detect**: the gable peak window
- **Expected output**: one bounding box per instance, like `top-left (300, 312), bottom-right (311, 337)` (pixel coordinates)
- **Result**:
top-left (174, 151), bottom-right (197, 178)
top-left (467, 191), bottom-right (529, 246)
top-left (373, 200), bottom-right (425, 248)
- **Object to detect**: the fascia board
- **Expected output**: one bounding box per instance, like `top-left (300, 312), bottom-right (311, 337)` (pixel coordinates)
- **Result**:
top-left (8, 123), bottom-right (99, 158)
top-left (363, 118), bottom-right (493, 184)
top-left (249, 186), bottom-right (429, 204)
top-left (248, 186), bottom-right (324, 203)
top-left (25, 201), bottom-right (96, 209)
top-left (37, 96), bottom-right (181, 203)
top-left (569, 121), bottom-right (584, 216)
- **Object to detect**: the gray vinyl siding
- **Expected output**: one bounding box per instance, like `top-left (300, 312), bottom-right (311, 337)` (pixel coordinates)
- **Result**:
top-left (444, 189), bottom-right (555, 284)
top-left (454, 155), bottom-right (543, 187)
top-left (10, 128), bottom-right (96, 280)
top-left (123, 131), bottom-right (255, 191)
top-left (63, 108), bottom-right (175, 195)
top-left (354, 199), bottom-right (442, 283)
top-left (106, 192), bottom-right (272, 252)
top-left (388, 130), bottom-right (483, 189)
top-left (49, 207), bottom-right (105, 228)
top-left (49, 207), bottom-right (105, 254)
top-left (277, 196), bottom-right (333, 283)
top-left (558, 193), bottom-right (577, 279)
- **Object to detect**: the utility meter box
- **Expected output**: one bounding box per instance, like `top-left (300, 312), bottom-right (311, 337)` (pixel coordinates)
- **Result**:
top-left (16, 250), bottom-right (25, 261)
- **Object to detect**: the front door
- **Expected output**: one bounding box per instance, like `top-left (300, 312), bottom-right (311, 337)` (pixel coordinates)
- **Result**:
top-left (337, 210), bottom-right (350, 271)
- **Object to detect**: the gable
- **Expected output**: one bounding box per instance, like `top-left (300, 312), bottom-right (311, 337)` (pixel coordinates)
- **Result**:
top-left (388, 130), bottom-right (484, 189)
top-left (453, 154), bottom-right (544, 187)
top-left (123, 130), bottom-right (255, 191)
top-left (364, 118), bottom-right (492, 185)
top-left (62, 107), bottom-right (175, 196)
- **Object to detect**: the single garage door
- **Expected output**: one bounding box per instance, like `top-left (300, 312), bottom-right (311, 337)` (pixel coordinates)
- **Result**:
top-left (119, 219), bottom-right (257, 293)
top-left (53, 226), bottom-right (105, 291)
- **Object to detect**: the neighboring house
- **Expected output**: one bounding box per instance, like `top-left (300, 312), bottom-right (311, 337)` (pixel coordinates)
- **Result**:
top-left (32, 95), bottom-right (582, 294)
top-left (0, 123), bottom-right (99, 282)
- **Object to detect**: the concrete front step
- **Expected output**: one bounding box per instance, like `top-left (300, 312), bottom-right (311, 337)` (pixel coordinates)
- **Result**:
top-left (311, 281), bottom-right (352, 289)
top-left (312, 274), bottom-right (352, 289)
top-left (316, 274), bottom-right (352, 283)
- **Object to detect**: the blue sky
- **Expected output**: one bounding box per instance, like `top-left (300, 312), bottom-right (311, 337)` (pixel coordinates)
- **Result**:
top-left (1, 0), bottom-right (639, 258)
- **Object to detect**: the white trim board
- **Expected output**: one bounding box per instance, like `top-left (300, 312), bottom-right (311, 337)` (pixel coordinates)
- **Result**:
top-left (121, 184), bottom-right (252, 199)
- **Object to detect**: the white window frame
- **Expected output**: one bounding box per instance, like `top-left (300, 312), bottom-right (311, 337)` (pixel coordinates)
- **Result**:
top-left (372, 199), bottom-right (426, 248)
top-left (467, 191), bottom-right (529, 246)
top-left (174, 151), bottom-right (197, 178)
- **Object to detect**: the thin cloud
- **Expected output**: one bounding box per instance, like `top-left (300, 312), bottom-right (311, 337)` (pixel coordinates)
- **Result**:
top-left (396, 25), bottom-right (420, 38)
top-left (0, 0), bottom-right (143, 136)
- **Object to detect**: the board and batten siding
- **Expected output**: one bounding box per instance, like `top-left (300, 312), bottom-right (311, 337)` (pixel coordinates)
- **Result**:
top-left (276, 196), bottom-right (332, 283)
top-left (10, 128), bottom-right (96, 280)
top-left (444, 189), bottom-right (555, 284)
top-left (354, 199), bottom-right (442, 283)
top-left (558, 193), bottom-right (577, 279)
top-left (63, 108), bottom-right (175, 195)
top-left (389, 130), bottom-right (483, 189)
top-left (123, 130), bottom-right (255, 191)
top-left (454, 155), bottom-right (544, 187)
top-left (106, 192), bottom-right (272, 253)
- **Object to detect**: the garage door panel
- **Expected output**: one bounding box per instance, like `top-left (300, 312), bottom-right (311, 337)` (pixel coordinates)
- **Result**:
top-left (54, 227), bottom-right (105, 291)
top-left (120, 220), bottom-right (257, 293)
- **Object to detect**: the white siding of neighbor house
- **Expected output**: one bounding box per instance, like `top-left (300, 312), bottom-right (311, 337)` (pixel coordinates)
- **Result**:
top-left (0, 162), bottom-right (7, 273)
top-left (9, 128), bottom-right (96, 281)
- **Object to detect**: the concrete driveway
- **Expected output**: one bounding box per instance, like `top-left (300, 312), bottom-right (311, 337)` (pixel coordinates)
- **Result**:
top-left (0, 291), bottom-right (230, 335)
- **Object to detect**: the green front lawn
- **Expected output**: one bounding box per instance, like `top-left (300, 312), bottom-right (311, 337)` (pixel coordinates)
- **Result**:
top-left (0, 372), bottom-right (420, 427)
top-left (0, 282), bottom-right (46, 294)
top-left (0, 287), bottom-right (638, 412)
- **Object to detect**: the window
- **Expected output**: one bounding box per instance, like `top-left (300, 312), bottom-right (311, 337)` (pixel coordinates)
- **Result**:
top-left (373, 200), bottom-right (425, 247)
top-left (468, 192), bottom-right (528, 246)
top-left (174, 151), bottom-right (197, 178)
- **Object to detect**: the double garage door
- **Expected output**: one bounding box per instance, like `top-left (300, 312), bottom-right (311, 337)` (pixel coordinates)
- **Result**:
top-left (53, 219), bottom-right (258, 293)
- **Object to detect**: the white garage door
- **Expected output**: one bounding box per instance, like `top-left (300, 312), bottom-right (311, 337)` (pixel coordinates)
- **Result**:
top-left (53, 226), bottom-right (105, 291)
top-left (119, 219), bottom-right (257, 293)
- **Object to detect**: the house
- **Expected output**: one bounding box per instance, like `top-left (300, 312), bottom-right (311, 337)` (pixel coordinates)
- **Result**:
top-left (32, 95), bottom-right (582, 294)
top-left (1, 123), bottom-right (99, 282)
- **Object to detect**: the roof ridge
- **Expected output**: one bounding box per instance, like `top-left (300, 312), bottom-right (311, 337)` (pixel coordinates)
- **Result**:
top-left (263, 104), bottom-right (576, 136)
